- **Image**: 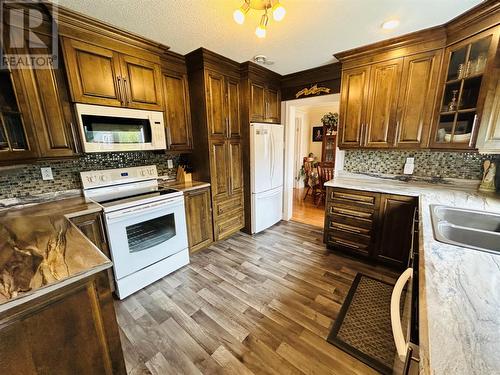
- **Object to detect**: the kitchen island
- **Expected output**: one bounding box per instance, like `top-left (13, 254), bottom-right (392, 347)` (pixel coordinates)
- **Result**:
top-left (0, 197), bottom-right (126, 374)
top-left (325, 172), bottom-right (500, 375)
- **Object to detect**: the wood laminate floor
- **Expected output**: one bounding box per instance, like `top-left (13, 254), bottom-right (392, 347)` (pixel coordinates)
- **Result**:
top-left (292, 188), bottom-right (326, 228)
top-left (115, 220), bottom-right (397, 375)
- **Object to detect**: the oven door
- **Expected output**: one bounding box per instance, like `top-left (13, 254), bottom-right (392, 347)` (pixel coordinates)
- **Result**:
top-left (104, 197), bottom-right (188, 280)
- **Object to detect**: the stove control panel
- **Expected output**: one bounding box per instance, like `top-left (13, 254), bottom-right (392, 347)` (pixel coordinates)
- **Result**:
top-left (81, 165), bottom-right (158, 189)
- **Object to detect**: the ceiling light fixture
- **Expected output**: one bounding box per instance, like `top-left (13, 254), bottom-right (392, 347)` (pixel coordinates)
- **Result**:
top-left (233, 0), bottom-right (286, 38)
top-left (233, 0), bottom-right (250, 25)
top-left (381, 19), bottom-right (400, 30)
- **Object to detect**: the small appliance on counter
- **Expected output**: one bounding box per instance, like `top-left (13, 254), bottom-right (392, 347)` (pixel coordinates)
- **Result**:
top-left (81, 165), bottom-right (189, 299)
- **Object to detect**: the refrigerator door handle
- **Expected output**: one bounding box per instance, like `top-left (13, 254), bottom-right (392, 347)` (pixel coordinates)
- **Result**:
top-left (270, 129), bottom-right (274, 181)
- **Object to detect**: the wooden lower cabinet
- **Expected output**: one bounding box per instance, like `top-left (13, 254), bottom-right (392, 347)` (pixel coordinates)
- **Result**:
top-left (375, 194), bottom-right (418, 269)
top-left (0, 271), bottom-right (126, 375)
top-left (69, 211), bottom-right (115, 292)
top-left (184, 187), bottom-right (214, 253)
top-left (324, 187), bottom-right (417, 269)
top-left (213, 193), bottom-right (244, 241)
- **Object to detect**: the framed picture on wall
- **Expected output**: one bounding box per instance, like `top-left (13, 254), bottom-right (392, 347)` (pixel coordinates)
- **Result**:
top-left (312, 126), bottom-right (323, 142)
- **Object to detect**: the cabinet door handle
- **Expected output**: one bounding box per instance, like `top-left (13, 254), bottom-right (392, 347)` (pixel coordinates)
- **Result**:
top-left (123, 77), bottom-right (130, 105)
top-left (116, 77), bottom-right (124, 105)
top-left (333, 207), bottom-right (372, 219)
top-left (166, 126), bottom-right (172, 149)
top-left (68, 121), bottom-right (81, 154)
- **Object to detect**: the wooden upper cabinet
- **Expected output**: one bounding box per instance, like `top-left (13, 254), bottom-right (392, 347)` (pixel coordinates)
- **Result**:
top-left (249, 82), bottom-right (281, 123)
top-left (430, 28), bottom-right (499, 150)
top-left (338, 66), bottom-right (370, 147)
top-left (163, 70), bottom-right (192, 150)
top-left (364, 58), bottom-right (403, 148)
top-left (209, 139), bottom-right (229, 199)
top-left (265, 87), bottom-right (280, 123)
top-left (395, 50), bottom-right (442, 148)
top-left (62, 39), bottom-right (122, 106)
top-left (226, 78), bottom-right (241, 138)
top-left (0, 68), bottom-right (39, 162)
top-left (227, 140), bottom-right (243, 195)
top-left (120, 55), bottom-right (162, 110)
top-left (206, 71), bottom-right (227, 137)
top-left (476, 62), bottom-right (500, 153)
top-left (250, 82), bottom-right (265, 122)
top-left (62, 37), bottom-right (163, 110)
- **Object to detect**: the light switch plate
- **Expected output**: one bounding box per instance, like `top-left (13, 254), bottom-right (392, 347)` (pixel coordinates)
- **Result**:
top-left (41, 167), bottom-right (54, 180)
top-left (167, 159), bottom-right (173, 169)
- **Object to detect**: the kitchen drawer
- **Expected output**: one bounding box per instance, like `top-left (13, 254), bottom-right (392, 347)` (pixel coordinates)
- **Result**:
top-left (326, 218), bottom-right (372, 236)
top-left (214, 194), bottom-right (243, 217)
top-left (330, 190), bottom-right (376, 204)
top-left (327, 205), bottom-right (375, 220)
top-left (215, 209), bottom-right (244, 240)
top-left (329, 212), bottom-right (373, 230)
top-left (326, 235), bottom-right (369, 255)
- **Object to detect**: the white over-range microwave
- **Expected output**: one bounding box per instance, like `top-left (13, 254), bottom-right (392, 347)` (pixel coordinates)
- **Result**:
top-left (75, 103), bottom-right (167, 153)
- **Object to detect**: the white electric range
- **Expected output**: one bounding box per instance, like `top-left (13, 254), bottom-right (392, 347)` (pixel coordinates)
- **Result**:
top-left (81, 165), bottom-right (189, 299)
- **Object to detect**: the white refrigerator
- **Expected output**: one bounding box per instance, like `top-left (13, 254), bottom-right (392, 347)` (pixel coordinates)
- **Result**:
top-left (250, 123), bottom-right (284, 234)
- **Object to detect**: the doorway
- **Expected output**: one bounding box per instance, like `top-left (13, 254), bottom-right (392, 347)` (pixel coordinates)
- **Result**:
top-left (282, 94), bottom-right (344, 228)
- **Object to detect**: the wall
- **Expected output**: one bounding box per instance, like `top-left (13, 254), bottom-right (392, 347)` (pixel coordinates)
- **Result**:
top-left (306, 104), bottom-right (340, 160)
top-left (343, 150), bottom-right (499, 180)
top-left (0, 152), bottom-right (180, 200)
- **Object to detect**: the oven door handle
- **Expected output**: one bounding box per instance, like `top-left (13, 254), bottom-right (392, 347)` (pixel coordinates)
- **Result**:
top-left (106, 198), bottom-right (182, 221)
top-left (391, 267), bottom-right (413, 361)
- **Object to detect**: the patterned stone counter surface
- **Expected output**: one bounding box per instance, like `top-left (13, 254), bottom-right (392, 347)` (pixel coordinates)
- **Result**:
top-left (325, 172), bottom-right (500, 375)
top-left (158, 178), bottom-right (211, 193)
top-left (0, 197), bottom-right (111, 312)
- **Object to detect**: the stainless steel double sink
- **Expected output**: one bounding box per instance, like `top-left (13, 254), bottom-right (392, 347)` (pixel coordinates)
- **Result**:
top-left (430, 205), bottom-right (500, 255)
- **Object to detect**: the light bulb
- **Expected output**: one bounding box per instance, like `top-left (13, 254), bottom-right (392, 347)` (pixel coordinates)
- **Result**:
top-left (272, 3), bottom-right (286, 21)
top-left (255, 25), bottom-right (267, 38)
top-left (233, 9), bottom-right (245, 24)
top-left (381, 19), bottom-right (400, 30)
top-left (233, 1), bottom-right (250, 25)
top-left (255, 13), bottom-right (269, 38)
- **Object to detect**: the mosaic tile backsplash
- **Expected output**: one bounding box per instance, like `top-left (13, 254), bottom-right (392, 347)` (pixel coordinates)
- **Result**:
top-left (0, 152), bottom-right (180, 200)
top-left (343, 150), bottom-right (500, 180)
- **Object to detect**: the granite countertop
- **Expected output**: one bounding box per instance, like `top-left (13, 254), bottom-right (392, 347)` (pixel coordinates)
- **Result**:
top-left (158, 179), bottom-right (211, 192)
top-left (325, 172), bottom-right (500, 375)
top-left (0, 197), bottom-right (111, 313)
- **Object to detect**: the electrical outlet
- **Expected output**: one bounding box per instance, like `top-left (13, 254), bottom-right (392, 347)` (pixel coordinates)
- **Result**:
top-left (167, 159), bottom-right (173, 169)
top-left (41, 167), bottom-right (54, 181)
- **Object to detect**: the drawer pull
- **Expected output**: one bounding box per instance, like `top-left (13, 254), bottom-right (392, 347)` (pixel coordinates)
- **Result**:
top-left (334, 193), bottom-right (374, 204)
top-left (331, 222), bottom-right (364, 234)
top-left (332, 238), bottom-right (361, 249)
top-left (332, 207), bottom-right (372, 219)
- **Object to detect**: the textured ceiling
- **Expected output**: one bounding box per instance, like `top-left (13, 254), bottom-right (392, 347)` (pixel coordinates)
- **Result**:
top-left (56, 0), bottom-right (483, 75)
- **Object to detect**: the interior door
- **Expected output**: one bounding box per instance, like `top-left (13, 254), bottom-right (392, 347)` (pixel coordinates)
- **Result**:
top-left (209, 139), bottom-right (229, 199)
top-left (251, 124), bottom-right (272, 194)
top-left (226, 78), bottom-right (241, 138)
top-left (395, 50), bottom-right (442, 148)
top-left (163, 71), bottom-right (192, 150)
top-left (62, 38), bottom-right (123, 107)
top-left (265, 87), bottom-right (280, 123)
top-left (206, 71), bottom-right (227, 137)
top-left (338, 66), bottom-right (370, 147)
top-left (250, 82), bottom-right (265, 122)
top-left (270, 124), bottom-right (284, 189)
top-left (228, 139), bottom-right (243, 195)
top-left (364, 58), bottom-right (403, 148)
top-left (120, 55), bottom-right (163, 110)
